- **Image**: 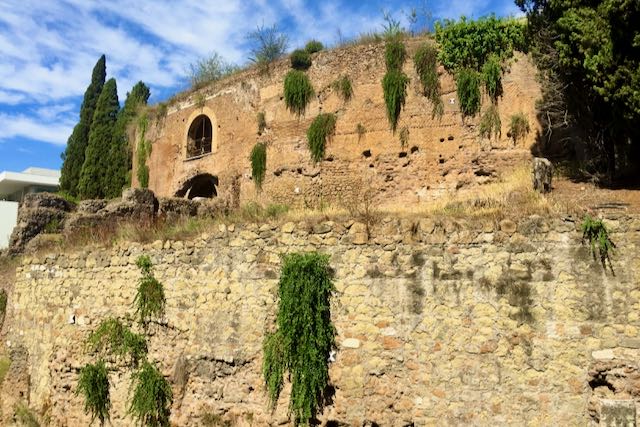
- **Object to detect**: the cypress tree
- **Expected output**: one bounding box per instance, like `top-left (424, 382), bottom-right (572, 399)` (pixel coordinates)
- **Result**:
top-left (60, 55), bottom-right (106, 196)
top-left (106, 81), bottom-right (150, 198)
top-left (78, 78), bottom-right (120, 199)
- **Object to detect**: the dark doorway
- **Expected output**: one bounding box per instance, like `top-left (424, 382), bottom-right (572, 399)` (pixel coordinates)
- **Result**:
top-left (175, 174), bottom-right (218, 199)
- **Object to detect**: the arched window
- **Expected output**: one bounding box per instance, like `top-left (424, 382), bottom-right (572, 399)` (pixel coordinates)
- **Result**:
top-left (187, 115), bottom-right (212, 158)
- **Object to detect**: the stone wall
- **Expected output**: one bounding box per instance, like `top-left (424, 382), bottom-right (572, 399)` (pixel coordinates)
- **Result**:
top-left (4, 213), bottom-right (640, 426)
top-left (137, 37), bottom-right (540, 209)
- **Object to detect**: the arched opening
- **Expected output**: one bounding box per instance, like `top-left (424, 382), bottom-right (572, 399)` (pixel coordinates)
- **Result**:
top-left (175, 174), bottom-right (218, 199)
top-left (187, 115), bottom-right (213, 158)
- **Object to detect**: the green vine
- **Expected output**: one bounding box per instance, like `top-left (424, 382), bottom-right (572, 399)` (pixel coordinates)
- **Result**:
top-left (581, 215), bottom-right (616, 272)
top-left (284, 70), bottom-right (315, 117)
top-left (136, 114), bottom-right (151, 188)
top-left (385, 38), bottom-right (406, 71)
top-left (479, 104), bottom-right (501, 140)
top-left (332, 75), bottom-right (353, 102)
top-left (76, 360), bottom-right (111, 426)
top-left (262, 252), bottom-right (336, 426)
top-left (482, 54), bottom-right (503, 102)
top-left (86, 318), bottom-right (148, 368)
top-left (128, 361), bottom-right (173, 427)
top-left (250, 142), bottom-right (267, 191)
top-left (382, 69), bottom-right (409, 132)
top-left (307, 113), bottom-right (337, 164)
top-left (414, 43), bottom-right (443, 120)
top-left (134, 255), bottom-right (166, 328)
top-left (456, 68), bottom-right (481, 117)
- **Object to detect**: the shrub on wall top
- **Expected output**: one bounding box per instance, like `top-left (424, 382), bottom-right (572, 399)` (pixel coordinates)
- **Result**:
top-left (283, 70), bottom-right (315, 117)
top-left (385, 38), bottom-right (407, 71)
top-left (304, 40), bottom-right (324, 54)
top-left (290, 49), bottom-right (312, 70)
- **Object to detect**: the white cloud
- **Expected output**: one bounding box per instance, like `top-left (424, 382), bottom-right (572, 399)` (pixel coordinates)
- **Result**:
top-left (0, 113), bottom-right (74, 146)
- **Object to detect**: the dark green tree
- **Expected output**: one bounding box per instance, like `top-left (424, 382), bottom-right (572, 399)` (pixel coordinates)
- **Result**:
top-left (78, 78), bottom-right (120, 199)
top-left (517, 0), bottom-right (640, 180)
top-left (106, 82), bottom-right (150, 198)
top-left (60, 55), bottom-right (106, 196)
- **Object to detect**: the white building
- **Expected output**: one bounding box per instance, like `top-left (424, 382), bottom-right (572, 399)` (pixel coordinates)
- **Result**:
top-left (0, 167), bottom-right (60, 249)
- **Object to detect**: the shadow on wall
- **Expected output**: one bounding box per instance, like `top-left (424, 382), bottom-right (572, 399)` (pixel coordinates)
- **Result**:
top-left (175, 174), bottom-right (218, 199)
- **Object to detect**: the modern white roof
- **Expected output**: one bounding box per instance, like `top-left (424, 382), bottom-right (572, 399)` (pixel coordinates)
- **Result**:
top-left (0, 167), bottom-right (60, 196)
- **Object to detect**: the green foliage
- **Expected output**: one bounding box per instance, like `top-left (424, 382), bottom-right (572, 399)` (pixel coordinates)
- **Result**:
top-left (238, 202), bottom-right (289, 222)
top-left (414, 43), bottom-right (439, 99)
top-left (381, 11), bottom-right (405, 39)
top-left (136, 114), bottom-right (151, 189)
top-left (0, 289), bottom-right (7, 324)
top-left (246, 23), bottom-right (289, 65)
top-left (134, 255), bottom-right (166, 327)
top-left (257, 111), bottom-right (267, 135)
top-left (382, 69), bottom-right (409, 132)
top-left (262, 252), bottom-right (336, 426)
top-left (518, 0), bottom-right (640, 179)
top-left (385, 38), bottom-right (406, 71)
top-left (78, 78), bottom-right (120, 199)
top-left (283, 70), bottom-right (315, 117)
top-left (509, 113), bottom-right (530, 143)
top-left (87, 318), bottom-right (147, 367)
top-left (188, 52), bottom-right (239, 88)
top-left (356, 123), bottom-right (366, 141)
top-left (194, 93), bottom-right (206, 109)
top-left (290, 49), bottom-right (312, 71)
top-left (332, 75), bottom-right (353, 102)
top-left (128, 361), bottom-right (173, 427)
top-left (307, 113), bottom-right (337, 164)
top-left (304, 40), bottom-right (324, 54)
top-left (250, 143), bottom-right (267, 191)
top-left (108, 82), bottom-right (151, 198)
top-left (482, 54), bottom-right (503, 102)
top-left (76, 360), bottom-right (111, 425)
top-left (456, 69), bottom-right (481, 117)
top-left (0, 357), bottom-right (10, 385)
top-left (413, 43), bottom-right (443, 118)
top-left (581, 215), bottom-right (616, 272)
top-left (60, 55), bottom-right (106, 197)
top-left (479, 104), bottom-right (501, 140)
top-left (435, 16), bottom-right (526, 72)
top-left (43, 217), bottom-right (61, 234)
top-left (14, 403), bottom-right (40, 427)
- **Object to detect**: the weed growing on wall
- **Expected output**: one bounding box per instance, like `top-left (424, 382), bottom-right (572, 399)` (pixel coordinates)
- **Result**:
top-left (136, 114), bottom-right (151, 188)
top-left (283, 70), bottom-right (315, 117)
top-left (128, 361), bottom-right (173, 427)
top-left (456, 69), bottom-right (481, 117)
top-left (0, 289), bottom-right (7, 325)
top-left (304, 40), bottom-right (324, 54)
top-left (14, 403), bottom-right (41, 427)
top-left (250, 142), bottom-right (267, 191)
top-left (307, 113), bottom-right (337, 163)
top-left (257, 111), bottom-right (267, 135)
top-left (290, 49), bottom-right (312, 70)
top-left (356, 123), bottom-right (366, 141)
top-left (482, 54), bottom-right (503, 102)
top-left (385, 38), bottom-right (406, 71)
top-left (263, 252), bottom-right (336, 426)
top-left (399, 126), bottom-right (410, 148)
top-left (479, 104), bottom-right (502, 140)
top-left (76, 360), bottom-right (111, 426)
top-left (509, 113), bottom-right (530, 144)
top-left (414, 44), bottom-right (440, 101)
top-left (382, 69), bottom-right (409, 132)
top-left (332, 75), bottom-right (353, 102)
top-left (581, 215), bottom-right (616, 272)
top-left (87, 318), bottom-right (148, 367)
top-left (134, 255), bottom-right (166, 328)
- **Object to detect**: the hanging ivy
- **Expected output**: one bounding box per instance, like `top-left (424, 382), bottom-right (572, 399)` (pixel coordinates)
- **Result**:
top-left (382, 69), bottom-right (409, 133)
top-left (307, 113), bottom-right (337, 164)
top-left (76, 360), bottom-right (111, 426)
top-left (134, 255), bottom-right (166, 328)
top-left (86, 318), bottom-right (148, 368)
top-left (128, 361), bottom-right (173, 427)
top-left (284, 70), bottom-right (315, 117)
top-left (250, 142), bottom-right (267, 191)
top-left (263, 252), bottom-right (336, 426)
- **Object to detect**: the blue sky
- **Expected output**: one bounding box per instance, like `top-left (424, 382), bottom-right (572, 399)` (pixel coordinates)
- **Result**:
top-left (0, 0), bottom-right (521, 172)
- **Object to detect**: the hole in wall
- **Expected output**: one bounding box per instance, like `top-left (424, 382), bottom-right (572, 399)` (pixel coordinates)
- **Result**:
top-left (174, 173), bottom-right (218, 199)
top-left (326, 155), bottom-right (334, 162)
top-left (439, 158), bottom-right (445, 164)
top-left (439, 138), bottom-right (445, 143)
top-left (369, 164), bottom-right (374, 168)
top-left (448, 135), bottom-right (454, 141)
top-left (410, 146), bottom-right (419, 154)
top-left (362, 149), bottom-right (372, 158)
top-left (399, 152), bottom-right (407, 158)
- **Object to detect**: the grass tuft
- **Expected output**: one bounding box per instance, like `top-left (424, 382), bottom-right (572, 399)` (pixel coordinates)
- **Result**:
top-left (307, 113), bottom-right (337, 163)
top-left (283, 70), bottom-right (315, 117)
